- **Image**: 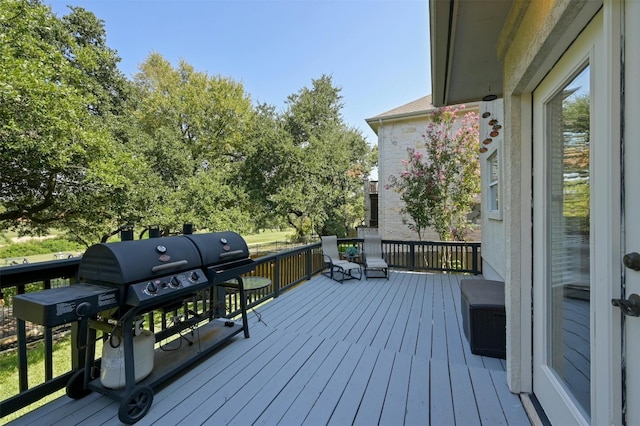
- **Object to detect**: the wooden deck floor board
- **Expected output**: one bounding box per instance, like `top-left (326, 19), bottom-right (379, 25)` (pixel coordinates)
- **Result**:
top-left (280, 277), bottom-right (349, 332)
top-left (6, 271), bottom-right (529, 426)
top-left (378, 351), bottom-right (413, 426)
top-left (307, 277), bottom-right (377, 340)
top-left (431, 275), bottom-right (449, 362)
top-left (370, 273), bottom-right (412, 350)
top-left (430, 357), bottom-right (456, 425)
top-left (490, 370), bottom-right (531, 426)
top-left (166, 333), bottom-right (315, 424)
top-left (299, 280), bottom-right (382, 339)
top-left (326, 345), bottom-right (380, 426)
top-left (328, 279), bottom-right (389, 343)
top-left (253, 277), bottom-right (331, 327)
top-left (300, 342), bottom-right (367, 426)
top-left (404, 355), bottom-right (430, 426)
top-left (415, 273), bottom-right (435, 359)
top-left (469, 365), bottom-right (509, 425)
top-left (352, 348), bottom-right (396, 426)
top-left (214, 335), bottom-right (331, 425)
top-left (255, 339), bottom-right (352, 426)
top-left (138, 328), bottom-right (280, 424)
top-left (449, 363), bottom-right (482, 426)
top-left (360, 278), bottom-right (407, 349)
top-left (443, 275), bottom-right (467, 366)
top-left (145, 331), bottom-right (306, 424)
top-left (385, 273), bottom-right (419, 352)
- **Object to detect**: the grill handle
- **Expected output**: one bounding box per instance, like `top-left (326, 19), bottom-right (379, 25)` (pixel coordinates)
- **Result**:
top-left (151, 260), bottom-right (188, 273)
top-left (219, 250), bottom-right (246, 260)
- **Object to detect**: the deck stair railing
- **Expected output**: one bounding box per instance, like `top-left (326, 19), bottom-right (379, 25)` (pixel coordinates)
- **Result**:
top-left (0, 238), bottom-right (480, 419)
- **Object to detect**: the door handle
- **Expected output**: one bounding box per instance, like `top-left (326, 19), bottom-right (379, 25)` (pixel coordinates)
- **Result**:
top-left (623, 252), bottom-right (640, 271)
top-left (612, 294), bottom-right (640, 317)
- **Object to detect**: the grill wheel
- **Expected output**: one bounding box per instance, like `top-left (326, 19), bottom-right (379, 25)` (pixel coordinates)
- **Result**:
top-left (66, 370), bottom-right (92, 400)
top-left (118, 385), bottom-right (154, 424)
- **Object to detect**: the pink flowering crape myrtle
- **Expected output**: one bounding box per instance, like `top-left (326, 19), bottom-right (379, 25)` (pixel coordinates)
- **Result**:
top-left (386, 105), bottom-right (480, 241)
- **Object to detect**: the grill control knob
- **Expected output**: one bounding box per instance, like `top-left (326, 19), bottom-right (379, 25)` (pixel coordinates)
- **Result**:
top-left (146, 281), bottom-right (158, 294)
top-left (190, 271), bottom-right (200, 282)
top-left (169, 276), bottom-right (181, 288)
top-left (76, 302), bottom-right (92, 317)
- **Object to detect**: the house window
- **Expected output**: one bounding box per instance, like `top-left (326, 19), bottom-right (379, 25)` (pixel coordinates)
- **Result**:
top-left (487, 150), bottom-right (501, 219)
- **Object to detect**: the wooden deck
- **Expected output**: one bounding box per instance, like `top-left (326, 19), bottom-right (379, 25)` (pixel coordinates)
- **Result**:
top-left (8, 271), bottom-right (530, 425)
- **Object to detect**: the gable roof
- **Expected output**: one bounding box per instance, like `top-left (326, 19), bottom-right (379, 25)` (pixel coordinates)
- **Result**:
top-left (365, 95), bottom-right (436, 134)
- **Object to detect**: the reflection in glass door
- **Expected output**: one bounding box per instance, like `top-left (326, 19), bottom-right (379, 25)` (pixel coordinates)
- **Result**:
top-left (546, 65), bottom-right (590, 416)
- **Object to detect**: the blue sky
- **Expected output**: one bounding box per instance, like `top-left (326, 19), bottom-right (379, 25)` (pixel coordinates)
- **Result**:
top-left (47, 0), bottom-right (431, 145)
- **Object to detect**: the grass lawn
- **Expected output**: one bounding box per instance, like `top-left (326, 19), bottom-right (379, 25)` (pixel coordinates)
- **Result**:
top-left (242, 229), bottom-right (294, 245)
top-left (1, 229), bottom-right (296, 267)
top-left (0, 337), bottom-right (75, 424)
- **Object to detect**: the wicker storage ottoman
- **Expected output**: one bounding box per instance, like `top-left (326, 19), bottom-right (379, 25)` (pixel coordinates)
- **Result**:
top-left (460, 279), bottom-right (506, 359)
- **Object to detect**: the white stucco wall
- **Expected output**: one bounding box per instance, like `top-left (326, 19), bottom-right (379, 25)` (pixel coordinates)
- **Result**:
top-left (479, 99), bottom-right (506, 282)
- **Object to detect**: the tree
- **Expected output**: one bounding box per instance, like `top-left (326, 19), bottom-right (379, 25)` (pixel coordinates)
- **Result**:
top-left (386, 105), bottom-right (480, 241)
top-left (562, 93), bottom-right (590, 229)
top-left (132, 53), bottom-right (255, 235)
top-left (242, 75), bottom-right (374, 241)
top-left (0, 0), bottom-right (136, 242)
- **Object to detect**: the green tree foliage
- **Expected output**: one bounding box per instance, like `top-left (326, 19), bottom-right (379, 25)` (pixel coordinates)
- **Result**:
top-left (1, 3), bottom-right (374, 244)
top-left (243, 75), bottom-right (374, 240)
top-left (0, 1), bottom-right (137, 243)
top-left (132, 54), bottom-right (255, 234)
top-left (562, 93), bottom-right (590, 223)
top-left (387, 105), bottom-right (480, 241)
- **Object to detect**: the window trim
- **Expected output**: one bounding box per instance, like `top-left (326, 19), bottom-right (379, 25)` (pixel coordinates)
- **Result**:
top-left (485, 145), bottom-right (502, 220)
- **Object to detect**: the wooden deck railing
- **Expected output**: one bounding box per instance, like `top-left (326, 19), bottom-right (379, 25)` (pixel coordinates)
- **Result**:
top-left (0, 238), bottom-right (480, 418)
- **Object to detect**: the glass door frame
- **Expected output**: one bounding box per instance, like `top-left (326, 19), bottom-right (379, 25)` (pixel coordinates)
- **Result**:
top-left (532, 10), bottom-right (621, 425)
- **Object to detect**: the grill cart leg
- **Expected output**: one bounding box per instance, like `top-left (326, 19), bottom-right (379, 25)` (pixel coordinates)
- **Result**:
top-left (237, 277), bottom-right (250, 338)
top-left (66, 316), bottom-right (94, 400)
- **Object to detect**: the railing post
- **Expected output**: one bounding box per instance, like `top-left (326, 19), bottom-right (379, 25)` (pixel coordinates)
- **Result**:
top-left (214, 286), bottom-right (226, 318)
top-left (274, 257), bottom-right (281, 297)
top-left (410, 242), bottom-right (416, 271)
top-left (306, 246), bottom-right (313, 281)
top-left (120, 225), bottom-right (134, 241)
top-left (472, 244), bottom-right (480, 275)
top-left (43, 279), bottom-right (53, 380)
top-left (17, 319), bottom-right (28, 392)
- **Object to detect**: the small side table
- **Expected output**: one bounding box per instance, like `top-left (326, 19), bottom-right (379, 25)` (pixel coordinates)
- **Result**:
top-left (219, 276), bottom-right (271, 325)
top-left (219, 276), bottom-right (271, 295)
top-left (340, 253), bottom-right (361, 263)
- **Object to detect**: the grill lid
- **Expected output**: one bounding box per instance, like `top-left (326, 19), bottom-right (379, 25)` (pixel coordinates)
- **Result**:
top-left (185, 231), bottom-right (250, 266)
top-left (78, 236), bottom-right (201, 285)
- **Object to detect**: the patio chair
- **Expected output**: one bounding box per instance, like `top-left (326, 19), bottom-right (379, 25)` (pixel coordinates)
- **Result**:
top-left (363, 234), bottom-right (389, 279)
top-left (321, 235), bottom-right (362, 283)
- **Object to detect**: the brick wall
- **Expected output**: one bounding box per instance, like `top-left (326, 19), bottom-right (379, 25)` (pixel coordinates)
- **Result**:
top-left (376, 106), bottom-right (480, 242)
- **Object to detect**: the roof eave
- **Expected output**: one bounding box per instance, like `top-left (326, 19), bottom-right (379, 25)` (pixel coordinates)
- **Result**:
top-left (429, 0), bottom-right (511, 107)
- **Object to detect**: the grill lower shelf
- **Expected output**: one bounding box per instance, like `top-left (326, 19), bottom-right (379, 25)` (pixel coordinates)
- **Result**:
top-left (86, 318), bottom-right (244, 398)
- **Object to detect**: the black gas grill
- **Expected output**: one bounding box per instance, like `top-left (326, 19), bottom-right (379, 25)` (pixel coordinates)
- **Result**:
top-left (13, 232), bottom-right (256, 424)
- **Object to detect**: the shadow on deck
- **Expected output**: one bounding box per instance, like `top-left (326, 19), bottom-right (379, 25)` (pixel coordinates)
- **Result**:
top-left (7, 271), bottom-right (530, 425)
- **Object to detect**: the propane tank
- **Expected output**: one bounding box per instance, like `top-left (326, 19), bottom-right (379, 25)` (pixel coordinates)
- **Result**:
top-left (100, 319), bottom-right (154, 389)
